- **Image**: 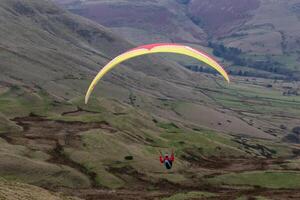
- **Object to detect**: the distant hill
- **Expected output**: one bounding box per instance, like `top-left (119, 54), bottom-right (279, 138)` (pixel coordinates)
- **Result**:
top-left (53, 0), bottom-right (300, 55)
top-left (53, 0), bottom-right (300, 79)
top-left (51, 0), bottom-right (208, 45)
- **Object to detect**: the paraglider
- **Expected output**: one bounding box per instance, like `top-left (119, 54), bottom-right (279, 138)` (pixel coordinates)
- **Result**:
top-left (84, 43), bottom-right (230, 170)
top-left (159, 150), bottom-right (175, 170)
top-left (85, 43), bottom-right (230, 104)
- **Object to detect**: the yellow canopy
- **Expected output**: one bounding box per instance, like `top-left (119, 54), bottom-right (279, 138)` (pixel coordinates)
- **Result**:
top-left (85, 43), bottom-right (230, 104)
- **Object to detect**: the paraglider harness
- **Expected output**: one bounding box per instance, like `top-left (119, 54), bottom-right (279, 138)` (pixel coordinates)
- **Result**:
top-left (159, 150), bottom-right (175, 170)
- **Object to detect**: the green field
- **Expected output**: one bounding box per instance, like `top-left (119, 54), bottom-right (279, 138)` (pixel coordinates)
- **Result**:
top-left (208, 170), bottom-right (300, 189)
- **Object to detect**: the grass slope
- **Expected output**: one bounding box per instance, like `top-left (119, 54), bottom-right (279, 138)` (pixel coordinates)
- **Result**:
top-left (1, 0), bottom-right (300, 199)
top-left (208, 170), bottom-right (300, 189)
top-left (0, 179), bottom-right (81, 200)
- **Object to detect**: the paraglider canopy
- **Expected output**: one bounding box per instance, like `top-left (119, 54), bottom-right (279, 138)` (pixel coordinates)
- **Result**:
top-left (85, 43), bottom-right (230, 104)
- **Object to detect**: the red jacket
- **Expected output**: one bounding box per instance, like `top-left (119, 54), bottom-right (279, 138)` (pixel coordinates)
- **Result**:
top-left (160, 153), bottom-right (174, 163)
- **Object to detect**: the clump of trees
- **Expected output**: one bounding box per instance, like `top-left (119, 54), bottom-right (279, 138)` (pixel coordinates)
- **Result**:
top-left (184, 65), bottom-right (218, 75)
top-left (184, 65), bottom-right (279, 79)
top-left (292, 126), bottom-right (300, 135)
top-left (282, 126), bottom-right (300, 144)
top-left (283, 89), bottom-right (299, 96)
top-left (208, 42), bottom-right (298, 80)
top-left (209, 42), bottom-right (242, 61)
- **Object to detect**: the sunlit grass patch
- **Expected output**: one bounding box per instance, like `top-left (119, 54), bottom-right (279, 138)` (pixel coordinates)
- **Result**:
top-left (208, 170), bottom-right (300, 189)
top-left (162, 191), bottom-right (217, 200)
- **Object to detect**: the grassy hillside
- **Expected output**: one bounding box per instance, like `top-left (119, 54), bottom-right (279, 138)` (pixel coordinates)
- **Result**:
top-left (1, 67), bottom-right (300, 199)
top-left (56, 0), bottom-right (300, 56)
top-left (52, 0), bottom-right (207, 45)
top-left (54, 0), bottom-right (300, 79)
top-left (1, 0), bottom-right (300, 200)
top-left (0, 179), bottom-right (81, 200)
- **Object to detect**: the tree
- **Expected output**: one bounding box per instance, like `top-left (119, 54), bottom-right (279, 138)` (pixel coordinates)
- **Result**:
top-left (292, 126), bottom-right (300, 135)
